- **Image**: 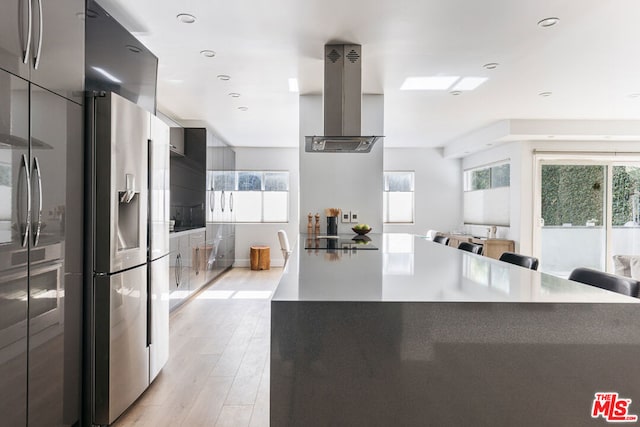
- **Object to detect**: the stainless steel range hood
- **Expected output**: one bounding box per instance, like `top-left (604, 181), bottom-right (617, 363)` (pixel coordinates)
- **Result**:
top-left (305, 44), bottom-right (382, 153)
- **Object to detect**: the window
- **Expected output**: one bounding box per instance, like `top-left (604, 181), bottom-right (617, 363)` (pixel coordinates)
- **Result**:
top-left (464, 162), bottom-right (510, 191)
top-left (383, 171), bottom-right (414, 223)
top-left (463, 161), bottom-right (510, 226)
top-left (208, 170), bottom-right (289, 223)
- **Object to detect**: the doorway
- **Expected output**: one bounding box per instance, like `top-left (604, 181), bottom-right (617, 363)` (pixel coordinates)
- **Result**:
top-left (534, 154), bottom-right (640, 277)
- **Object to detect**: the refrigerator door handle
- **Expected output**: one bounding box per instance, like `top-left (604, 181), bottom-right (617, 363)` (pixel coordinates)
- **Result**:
top-left (20, 154), bottom-right (31, 247)
top-left (209, 189), bottom-right (214, 213)
top-left (22, 0), bottom-right (32, 64)
top-left (33, 0), bottom-right (43, 69)
top-left (32, 156), bottom-right (43, 247)
top-left (230, 192), bottom-right (233, 213)
top-left (221, 190), bottom-right (225, 212)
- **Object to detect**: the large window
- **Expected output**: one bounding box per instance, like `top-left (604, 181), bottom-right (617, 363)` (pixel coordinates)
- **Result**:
top-left (208, 170), bottom-right (289, 223)
top-left (383, 171), bottom-right (414, 223)
top-left (463, 161), bottom-right (511, 226)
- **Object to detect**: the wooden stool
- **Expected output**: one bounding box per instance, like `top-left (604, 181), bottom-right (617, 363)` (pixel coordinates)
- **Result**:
top-left (250, 246), bottom-right (270, 270)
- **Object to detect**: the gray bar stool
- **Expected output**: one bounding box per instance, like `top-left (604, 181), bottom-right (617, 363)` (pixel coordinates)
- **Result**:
top-left (568, 267), bottom-right (640, 297)
top-left (499, 252), bottom-right (539, 271)
top-left (433, 235), bottom-right (449, 245)
top-left (458, 242), bottom-right (483, 255)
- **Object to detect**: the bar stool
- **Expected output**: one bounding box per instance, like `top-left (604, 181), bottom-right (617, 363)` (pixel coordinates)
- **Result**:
top-left (568, 267), bottom-right (640, 297)
top-left (499, 252), bottom-right (539, 271)
top-left (433, 235), bottom-right (449, 245)
top-left (458, 242), bottom-right (483, 255)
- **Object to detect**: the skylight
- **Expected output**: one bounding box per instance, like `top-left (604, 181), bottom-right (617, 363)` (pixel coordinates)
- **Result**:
top-left (450, 77), bottom-right (488, 91)
top-left (400, 76), bottom-right (460, 91)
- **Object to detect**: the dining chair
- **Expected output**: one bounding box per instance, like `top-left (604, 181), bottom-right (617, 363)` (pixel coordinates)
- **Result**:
top-left (433, 235), bottom-right (449, 245)
top-left (458, 242), bottom-right (483, 255)
top-left (499, 252), bottom-right (539, 271)
top-left (278, 229), bottom-right (292, 265)
top-left (568, 267), bottom-right (640, 297)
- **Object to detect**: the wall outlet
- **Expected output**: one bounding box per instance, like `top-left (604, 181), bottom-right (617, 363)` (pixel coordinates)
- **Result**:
top-left (341, 210), bottom-right (351, 223)
top-left (351, 211), bottom-right (359, 223)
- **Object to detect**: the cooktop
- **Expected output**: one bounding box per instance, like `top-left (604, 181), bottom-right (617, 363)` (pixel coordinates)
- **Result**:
top-left (303, 235), bottom-right (378, 250)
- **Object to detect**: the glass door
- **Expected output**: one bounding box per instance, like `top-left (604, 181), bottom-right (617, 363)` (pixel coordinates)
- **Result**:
top-left (538, 163), bottom-right (607, 277)
top-left (535, 156), bottom-right (640, 277)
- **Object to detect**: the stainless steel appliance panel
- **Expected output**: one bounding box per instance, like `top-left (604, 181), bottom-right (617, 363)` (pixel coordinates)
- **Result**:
top-left (149, 115), bottom-right (170, 261)
top-left (94, 92), bottom-right (149, 273)
top-left (28, 0), bottom-right (84, 104)
top-left (149, 254), bottom-right (169, 382)
top-left (94, 264), bottom-right (149, 425)
top-left (0, 71), bottom-right (29, 426)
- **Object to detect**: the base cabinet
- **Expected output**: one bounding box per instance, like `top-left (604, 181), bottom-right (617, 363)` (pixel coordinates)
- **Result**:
top-left (169, 234), bottom-right (190, 310)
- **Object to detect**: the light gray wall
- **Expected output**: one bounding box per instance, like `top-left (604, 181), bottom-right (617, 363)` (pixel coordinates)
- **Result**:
top-left (233, 147), bottom-right (299, 267)
top-left (299, 95), bottom-right (384, 234)
top-left (383, 147), bottom-right (462, 235)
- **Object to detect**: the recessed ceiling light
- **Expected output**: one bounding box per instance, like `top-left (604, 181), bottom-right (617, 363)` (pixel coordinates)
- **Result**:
top-left (451, 77), bottom-right (488, 91)
top-left (483, 63), bottom-right (499, 70)
top-left (217, 75), bottom-right (231, 81)
top-left (629, 93), bottom-right (640, 98)
top-left (200, 50), bottom-right (216, 58)
top-left (400, 76), bottom-right (460, 91)
top-left (176, 13), bottom-right (196, 24)
top-left (238, 106), bottom-right (248, 111)
top-left (126, 45), bottom-right (141, 53)
top-left (539, 91), bottom-right (553, 97)
top-left (548, 135), bottom-right (555, 139)
top-left (450, 90), bottom-right (462, 96)
top-left (538, 17), bottom-right (559, 28)
top-left (486, 143), bottom-right (493, 146)
top-left (228, 93), bottom-right (240, 98)
top-left (464, 151), bottom-right (470, 154)
top-left (91, 66), bottom-right (122, 84)
top-left (288, 78), bottom-right (299, 93)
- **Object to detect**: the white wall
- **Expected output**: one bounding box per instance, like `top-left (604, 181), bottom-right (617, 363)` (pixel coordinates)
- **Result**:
top-left (383, 148), bottom-right (462, 235)
top-left (462, 142), bottom-right (528, 252)
top-left (233, 147), bottom-right (299, 267)
top-left (299, 95), bottom-right (384, 234)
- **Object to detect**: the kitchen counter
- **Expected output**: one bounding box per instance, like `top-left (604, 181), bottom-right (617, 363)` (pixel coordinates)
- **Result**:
top-left (271, 233), bottom-right (640, 426)
top-left (169, 226), bottom-right (205, 234)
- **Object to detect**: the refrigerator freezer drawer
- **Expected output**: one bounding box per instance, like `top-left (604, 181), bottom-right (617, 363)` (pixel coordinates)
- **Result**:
top-left (93, 264), bottom-right (149, 425)
top-left (149, 255), bottom-right (169, 382)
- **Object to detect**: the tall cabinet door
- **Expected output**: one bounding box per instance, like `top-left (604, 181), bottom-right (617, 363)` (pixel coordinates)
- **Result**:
top-left (29, 0), bottom-right (84, 104)
top-left (0, 70), bottom-right (29, 427)
top-left (0, 0), bottom-right (30, 79)
top-left (28, 85), bottom-right (82, 426)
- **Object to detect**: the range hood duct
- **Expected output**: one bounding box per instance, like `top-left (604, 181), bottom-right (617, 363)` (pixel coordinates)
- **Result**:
top-left (305, 44), bottom-right (382, 153)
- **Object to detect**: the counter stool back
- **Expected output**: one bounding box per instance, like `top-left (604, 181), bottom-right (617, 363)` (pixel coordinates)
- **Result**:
top-left (278, 230), bottom-right (292, 266)
top-left (433, 235), bottom-right (449, 245)
top-left (499, 252), bottom-right (539, 270)
top-left (458, 242), bottom-right (483, 255)
top-left (568, 267), bottom-right (640, 297)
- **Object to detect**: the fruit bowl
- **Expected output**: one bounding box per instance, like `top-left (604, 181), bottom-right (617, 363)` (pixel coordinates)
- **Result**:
top-left (352, 226), bottom-right (372, 235)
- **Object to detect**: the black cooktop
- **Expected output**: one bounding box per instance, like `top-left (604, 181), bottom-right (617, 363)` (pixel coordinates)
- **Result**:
top-left (303, 235), bottom-right (378, 250)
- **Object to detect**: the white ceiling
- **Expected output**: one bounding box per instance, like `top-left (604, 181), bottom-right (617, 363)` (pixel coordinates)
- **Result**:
top-left (98, 0), bottom-right (640, 149)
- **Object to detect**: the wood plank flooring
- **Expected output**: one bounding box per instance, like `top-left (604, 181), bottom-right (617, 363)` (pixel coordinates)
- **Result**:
top-left (113, 267), bottom-right (281, 427)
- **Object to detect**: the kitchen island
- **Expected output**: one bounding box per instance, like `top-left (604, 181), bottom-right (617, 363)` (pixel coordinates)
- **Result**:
top-left (271, 233), bottom-right (640, 426)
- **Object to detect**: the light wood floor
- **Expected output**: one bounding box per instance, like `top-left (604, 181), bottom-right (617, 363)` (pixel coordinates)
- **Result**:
top-left (113, 267), bottom-right (281, 427)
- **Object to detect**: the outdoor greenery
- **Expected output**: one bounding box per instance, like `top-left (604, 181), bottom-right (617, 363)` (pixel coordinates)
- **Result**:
top-left (541, 165), bottom-right (640, 226)
top-left (467, 163), bottom-right (510, 191)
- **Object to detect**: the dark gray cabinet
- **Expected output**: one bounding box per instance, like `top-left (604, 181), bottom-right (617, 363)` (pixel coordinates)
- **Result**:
top-left (0, 0), bottom-right (84, 104)
top-left (0, 68), bottom-right (82, 426)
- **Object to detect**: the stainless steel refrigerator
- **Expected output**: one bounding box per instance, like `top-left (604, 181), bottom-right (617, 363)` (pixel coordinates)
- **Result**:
top-left (87, 92), bottom-right (169, 425)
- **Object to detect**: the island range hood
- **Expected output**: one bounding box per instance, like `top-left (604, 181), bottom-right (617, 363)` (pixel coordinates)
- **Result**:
top-left (305, 44), bottom-right (382, 153)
